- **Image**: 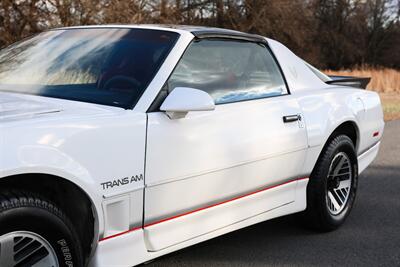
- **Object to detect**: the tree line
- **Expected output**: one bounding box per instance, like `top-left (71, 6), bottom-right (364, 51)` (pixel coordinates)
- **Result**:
top-left (0, 0), bottom-right (399, 69)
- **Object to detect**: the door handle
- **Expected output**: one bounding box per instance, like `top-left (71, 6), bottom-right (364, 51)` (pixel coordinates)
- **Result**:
top-left (283, 114), bottom-right (300, 123)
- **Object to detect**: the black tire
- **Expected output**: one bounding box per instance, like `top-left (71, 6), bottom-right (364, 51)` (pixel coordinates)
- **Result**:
top-left (0, 190), bottom-right (83, 267)
top-left (303, 135), bottom-right (358, 231)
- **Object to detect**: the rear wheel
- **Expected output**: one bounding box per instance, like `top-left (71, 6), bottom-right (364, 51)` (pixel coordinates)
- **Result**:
top-left (303, 135), bottom-right (358, 231)
top-left (0, 191), bottom-right (83, 267)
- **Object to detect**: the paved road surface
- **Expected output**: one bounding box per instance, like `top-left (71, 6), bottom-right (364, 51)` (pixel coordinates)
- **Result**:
top-left (147, 120), bottom-right (400, 267)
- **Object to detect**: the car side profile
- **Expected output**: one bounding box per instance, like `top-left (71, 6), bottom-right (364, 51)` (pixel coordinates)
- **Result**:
top-left (0, 25), bottom-right (384, 267)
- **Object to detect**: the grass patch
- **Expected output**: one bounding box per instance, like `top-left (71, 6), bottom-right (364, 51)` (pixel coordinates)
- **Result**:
top-left (380, 93), bottom-right (400, 121)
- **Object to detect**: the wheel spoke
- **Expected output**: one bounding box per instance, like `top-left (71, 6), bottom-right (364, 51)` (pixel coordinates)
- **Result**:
top-left (15, 240), bottom-right (45, 265)
top-left (328, 191), bottom-right (341, 211)
top-left (14, 237), bottom-right (34, 254)
top-left (332, 155), bottom-right (347, 176)
top-left (334, 189), bottom-right (345, 203)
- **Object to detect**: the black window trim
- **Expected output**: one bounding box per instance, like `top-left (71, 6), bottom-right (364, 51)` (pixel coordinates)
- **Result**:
top-left (147, 36), bottom-right (291, 112)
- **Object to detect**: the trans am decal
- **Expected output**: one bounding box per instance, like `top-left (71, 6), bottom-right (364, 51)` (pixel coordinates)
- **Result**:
top-left (101, 174), bottom-right (143, 190)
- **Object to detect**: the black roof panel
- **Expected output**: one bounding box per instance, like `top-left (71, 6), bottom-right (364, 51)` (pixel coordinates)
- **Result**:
top-left (139, 24), bottom-right (267, 42)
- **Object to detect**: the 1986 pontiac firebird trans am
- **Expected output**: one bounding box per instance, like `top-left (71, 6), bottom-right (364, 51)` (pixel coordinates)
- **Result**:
top-left (0, 25), bottom-right (384, 267)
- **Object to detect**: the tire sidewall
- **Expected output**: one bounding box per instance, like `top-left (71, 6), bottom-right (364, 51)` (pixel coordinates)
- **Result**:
top-left (0, 206), bottom-right (82, 267)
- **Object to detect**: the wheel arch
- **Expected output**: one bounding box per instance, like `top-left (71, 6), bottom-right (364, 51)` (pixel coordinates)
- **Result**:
top-left (312, 120), bottom-right (360, 176)
top-left (0, 173), bottom-right (99, 264)
top-left (329, 121), bottom-right (359, 152)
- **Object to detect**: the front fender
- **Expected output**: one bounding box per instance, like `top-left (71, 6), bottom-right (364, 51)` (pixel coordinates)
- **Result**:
top-left (0, 110), bottom-right (147, 240)
top-left (0, 143), bottom-right (104, 236)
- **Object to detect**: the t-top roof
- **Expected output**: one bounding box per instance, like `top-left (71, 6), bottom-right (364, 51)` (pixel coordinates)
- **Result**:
top-left (54, 24), bottom-right (266, 42)
top-left (142, 24), bottom-right (266, 42)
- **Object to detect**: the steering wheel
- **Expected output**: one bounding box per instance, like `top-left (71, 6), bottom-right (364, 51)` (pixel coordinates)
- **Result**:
top-left (102, 75), bottom-right (141, 91)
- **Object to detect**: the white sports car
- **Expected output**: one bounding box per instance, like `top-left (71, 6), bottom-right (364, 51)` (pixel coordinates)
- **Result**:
top-left (0, 25), bottom-right (384, 267)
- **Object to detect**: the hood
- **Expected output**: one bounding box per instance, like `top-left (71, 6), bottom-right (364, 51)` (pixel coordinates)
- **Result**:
top-left (0, 93), bottom-right (62, 121)
top-left (0, 92), bottom-right (123, 123)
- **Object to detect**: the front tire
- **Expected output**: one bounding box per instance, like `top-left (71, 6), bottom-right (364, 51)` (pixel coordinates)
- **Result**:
top-left (0, 191), bottom-right (83, 267)
top-left (304, 135), bottom-right (358, 231)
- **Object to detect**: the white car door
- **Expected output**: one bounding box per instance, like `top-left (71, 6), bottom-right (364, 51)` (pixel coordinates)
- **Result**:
top-left (143, 39), bottom-right (308, 251)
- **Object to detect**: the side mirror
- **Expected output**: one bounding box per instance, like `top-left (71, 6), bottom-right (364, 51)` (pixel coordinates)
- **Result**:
top-left (160, 87), bottom-right (215, 119)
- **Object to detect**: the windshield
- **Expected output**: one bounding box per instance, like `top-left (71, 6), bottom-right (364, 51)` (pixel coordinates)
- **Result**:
top-left (0, 28), bottom-right (179, 108)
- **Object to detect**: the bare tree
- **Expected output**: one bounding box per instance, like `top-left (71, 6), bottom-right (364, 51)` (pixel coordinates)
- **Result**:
top-left (0, 0), bottom-right (399, 69)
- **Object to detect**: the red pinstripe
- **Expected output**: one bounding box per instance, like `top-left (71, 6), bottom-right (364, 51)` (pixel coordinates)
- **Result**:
top-left (99, 176), bottom-right (309, 242)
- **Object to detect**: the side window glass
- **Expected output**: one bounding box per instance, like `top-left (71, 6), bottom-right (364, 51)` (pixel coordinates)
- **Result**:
top-left (167, 39), bottom-right (288, 104)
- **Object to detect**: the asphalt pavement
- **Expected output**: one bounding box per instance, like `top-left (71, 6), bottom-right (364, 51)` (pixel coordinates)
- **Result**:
top-left (147, 120), bottom-right (400, 267)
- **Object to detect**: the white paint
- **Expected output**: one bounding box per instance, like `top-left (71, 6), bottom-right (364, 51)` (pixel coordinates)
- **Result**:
top-left (358, 141), bottom-right (381, 174)
top-left (160, 87), bottom-right (215, 113)
top-left (144, 180), bottom-right (298, 251)
top-left (90, 179), bottom-right (308, 267)
top-left (144, 94), bottom-right (308, 249)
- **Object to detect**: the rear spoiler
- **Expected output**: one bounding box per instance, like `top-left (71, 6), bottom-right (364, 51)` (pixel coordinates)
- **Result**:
top-left (326, 75), bottom-right (371, 89)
